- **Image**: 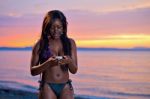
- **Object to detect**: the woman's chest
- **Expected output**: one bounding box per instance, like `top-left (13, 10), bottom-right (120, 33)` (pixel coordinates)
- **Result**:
top-left (48, 42), bottom-right (64, 56)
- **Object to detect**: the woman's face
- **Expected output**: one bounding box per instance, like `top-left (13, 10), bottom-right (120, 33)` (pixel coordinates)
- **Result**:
top-left (49, 19), bottom-right (63, 39)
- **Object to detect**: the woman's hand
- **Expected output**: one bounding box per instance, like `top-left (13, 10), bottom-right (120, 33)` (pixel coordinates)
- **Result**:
top-left (47, 56), bottom-right (58, 66)
top-left (58, 55), bottom-right (72, 65)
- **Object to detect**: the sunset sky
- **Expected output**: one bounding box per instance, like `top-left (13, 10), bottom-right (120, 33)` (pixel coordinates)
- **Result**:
top-left (0, 0), bottom-right (150, 48)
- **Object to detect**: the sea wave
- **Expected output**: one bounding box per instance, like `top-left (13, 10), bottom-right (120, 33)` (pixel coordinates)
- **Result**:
top-left (0, 80), bottom-right (112, 99)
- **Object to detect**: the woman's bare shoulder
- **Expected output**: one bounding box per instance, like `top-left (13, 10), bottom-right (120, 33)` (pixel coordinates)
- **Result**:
top-left (69, 38), bottom-right (76, 47)
top-left (32, 39), bottom-right (41, 54)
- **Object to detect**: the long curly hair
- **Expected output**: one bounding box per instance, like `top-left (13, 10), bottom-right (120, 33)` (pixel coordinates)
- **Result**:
top-left (38, 10), bottom-right (71, 64)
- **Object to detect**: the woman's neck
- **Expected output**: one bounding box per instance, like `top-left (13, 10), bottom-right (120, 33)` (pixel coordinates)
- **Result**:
top-left (48, 37), bottom-right (61, 45)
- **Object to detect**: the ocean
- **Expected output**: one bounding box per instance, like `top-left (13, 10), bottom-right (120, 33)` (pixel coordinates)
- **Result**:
top-left (0, 50), bottom-right (150, 99)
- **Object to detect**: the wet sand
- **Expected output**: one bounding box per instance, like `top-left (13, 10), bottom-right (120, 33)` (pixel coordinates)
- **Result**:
top-left (0, 80), bottom-right (108, 99)
top-left (0, 87), bottom-right (107, 99)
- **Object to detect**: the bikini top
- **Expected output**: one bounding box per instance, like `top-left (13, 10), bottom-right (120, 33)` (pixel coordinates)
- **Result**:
top-left (40, 47), bottom-right (52, 64)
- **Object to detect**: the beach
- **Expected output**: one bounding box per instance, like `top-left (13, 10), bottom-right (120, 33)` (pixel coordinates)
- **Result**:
top-left (0, 89), bottom-right (106, 99)
top-left (0, 81), bottom-right (108, 99)
top-left (0, 50), bottom-right (150, 99)
top-left (0, 79), bottom-right (114, 99)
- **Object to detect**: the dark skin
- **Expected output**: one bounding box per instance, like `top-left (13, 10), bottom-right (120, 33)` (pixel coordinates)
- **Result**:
top-left (30, 19), bottom-right (78, 99)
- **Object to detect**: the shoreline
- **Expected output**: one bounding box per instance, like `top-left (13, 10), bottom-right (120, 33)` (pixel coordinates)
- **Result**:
top-left (0, 80), bottom-right (107, 99)
top-left (0, 87), bottom-right (108, 99)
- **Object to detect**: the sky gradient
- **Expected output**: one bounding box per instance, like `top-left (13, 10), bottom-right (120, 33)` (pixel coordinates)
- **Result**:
top-left (0, 0), bottom-right (150, 48)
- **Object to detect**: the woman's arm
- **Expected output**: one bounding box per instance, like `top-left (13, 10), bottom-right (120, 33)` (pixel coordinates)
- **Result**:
top-left (59, 38), bottom-right (78, 74)
top-left (68, 38), bottom-right (78, 74)
top-left (30, 40), bottom-right (58, 76)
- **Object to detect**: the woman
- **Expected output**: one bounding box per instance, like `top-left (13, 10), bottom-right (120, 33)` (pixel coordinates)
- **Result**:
top-left (30, 10), bottom-right (78, 99)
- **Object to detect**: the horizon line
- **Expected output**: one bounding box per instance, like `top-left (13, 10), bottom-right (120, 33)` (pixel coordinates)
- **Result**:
top-left (0, 46), bottom-right (150, 51)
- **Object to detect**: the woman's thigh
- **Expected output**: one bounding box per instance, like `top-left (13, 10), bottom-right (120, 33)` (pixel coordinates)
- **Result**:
top-left (60, 83), bottom-right (74, 99)
top-left (38, 83), bottom-right (57, 99)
